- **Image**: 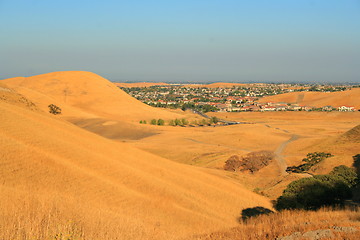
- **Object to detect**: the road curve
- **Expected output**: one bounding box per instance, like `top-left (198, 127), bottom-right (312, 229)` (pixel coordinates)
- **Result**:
top-left (275, 134), bottom-right (299, 176)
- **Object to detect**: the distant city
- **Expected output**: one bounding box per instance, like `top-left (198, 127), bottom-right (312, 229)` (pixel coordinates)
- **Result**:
top-left (120, 83), bottom-right (359, 113)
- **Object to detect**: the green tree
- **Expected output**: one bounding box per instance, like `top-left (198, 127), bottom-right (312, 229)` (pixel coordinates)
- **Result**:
top-left (330, 165), bottom-right (358, 187)
top-left (181, 118), bottom-right (188, 126)
top-left (168, 119), bottom-right (175, 126)
top-left (275, 166), bottom-right (355, 211)
top-left (157, 119), bottom-right (165, 126)
top-left (150, 119), bottom-right (157, 125)
top-left (211, 116), bottom-right (219, 124)
top-left (174, 118), bottom-right (181, 126)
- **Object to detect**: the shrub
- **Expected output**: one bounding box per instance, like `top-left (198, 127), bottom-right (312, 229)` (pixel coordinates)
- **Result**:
top-left (241, 151), bottom-right (274, 172)
top-left (275, 165), bottom-right (356, 211)
top-left (224, 151), bottom-right (274, 173)
top-left (150, 119), bottom-right (157, 125)
top-left (224, 155), bottom-right (242, 171)
top-left (181, 118), bottom-right (188, 126)
top-left (286, 152), bottom-right (333, 173)
top-left (353, 154), bottom-right (360, 175)
top-left (168, 119), bottom-right (175, 126)
top-left (330, 165), bottom-right (358, 187)
top-left (48, 104), bottom-right (61, 115)
top-left (174, 118), bottom-right (181, 126)
top-left (211, 116), bottom-right (219, 124)
top-left (157, 119), bottom-right (165, 126)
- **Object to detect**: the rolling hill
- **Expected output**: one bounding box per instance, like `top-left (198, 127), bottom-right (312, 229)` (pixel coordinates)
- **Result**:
top-left (0, 83), bottom-right (272, 239)
top-left (259, 89), bottom-right (360, 108)
top-left (2, 71), bottom-right (182, 121)
top-left (340, 124), bottom-right (360, 143)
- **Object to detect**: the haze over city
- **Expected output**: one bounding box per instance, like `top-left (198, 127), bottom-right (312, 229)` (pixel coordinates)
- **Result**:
top-left (1, 0), bottom-right (360, 82)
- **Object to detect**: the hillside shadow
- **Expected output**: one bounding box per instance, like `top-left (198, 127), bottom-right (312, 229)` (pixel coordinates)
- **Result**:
top-left (275, 179), bottom-right (351, 211)
top-left (352, 154), bottom-right (360, 201)
top-left (352, 154), bottom-right (360, 175)
top-left (240, 206), bottom-right (273, 222)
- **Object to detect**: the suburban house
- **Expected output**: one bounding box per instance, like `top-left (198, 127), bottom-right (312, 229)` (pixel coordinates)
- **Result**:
top-left (338, 106), bottom-right (355, 112)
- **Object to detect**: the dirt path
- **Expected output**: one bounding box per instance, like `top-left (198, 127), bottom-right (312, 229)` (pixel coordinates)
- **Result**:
top-left (274, 134), bottom-right (299, 176)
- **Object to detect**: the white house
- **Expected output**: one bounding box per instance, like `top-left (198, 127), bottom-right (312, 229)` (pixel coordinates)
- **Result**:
top-left (338, 106), bottom-right (355, 112)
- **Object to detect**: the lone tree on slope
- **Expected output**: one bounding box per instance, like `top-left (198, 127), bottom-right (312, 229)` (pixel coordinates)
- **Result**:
top-left (48, 104), bottom-right (62, 115)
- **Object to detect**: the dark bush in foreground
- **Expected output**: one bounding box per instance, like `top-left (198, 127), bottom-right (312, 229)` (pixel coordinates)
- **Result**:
top-left (275, 165), bottom-right (356, 211)
top-left (241, 207), bottom-right (273, 221)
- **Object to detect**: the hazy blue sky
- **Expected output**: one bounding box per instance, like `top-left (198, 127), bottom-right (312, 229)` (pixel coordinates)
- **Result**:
top-left (1, 0), bottom-right (359, 82)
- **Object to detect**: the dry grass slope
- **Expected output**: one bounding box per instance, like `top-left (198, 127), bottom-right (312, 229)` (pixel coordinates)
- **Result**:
top-left (340, 124), bottom-right (360, 143)
top-left (259, 89), bottom-right (360, 108)
top-left (0, 88), bottom-right (271, 239)
top-left (2, 71), bottom-right (183, 121)
top-left (192, 208), bottom-right (360, 240)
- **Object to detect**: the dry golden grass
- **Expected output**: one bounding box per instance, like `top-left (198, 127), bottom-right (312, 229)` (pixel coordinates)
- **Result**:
top-left (2, 71), bottom-right (183, 122)
top-left (0, 82), bottom-right (39, 111)
top-left (1, 72), bottom-right (359, 239)
top-left (192, 208), bottom-right (360, 240)
top-left (5, 72), bottom-right (357, 199)
top-left (258, 88), bottom-right (360, 108)
top-left (0, 186), bottom-right (167, 240)
top-left (2, 71), bottom-right (191, 141)
top-left (127, 111), bottom-right (359, 199)
top-left (0, 88), bottom-right (272, 239)
top-left (202, 111), bottom-right (360, 198)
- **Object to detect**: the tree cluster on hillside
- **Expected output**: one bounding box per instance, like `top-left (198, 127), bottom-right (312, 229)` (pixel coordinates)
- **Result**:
top-left (286, 152), bottom-right (333, 173)
top-left (140, 117), bottom-right (219, 127)
top-left (148, 119), bottom-right (165, 125)
top-left (224, 151), bottom-right (275, 173)
top-left (275, 165), bottom-right (358, 211)
top-left (181, 103), bottom-right (219, 113)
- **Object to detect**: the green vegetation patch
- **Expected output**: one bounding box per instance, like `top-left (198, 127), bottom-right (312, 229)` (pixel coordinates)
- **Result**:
top-left (275, 165), bottom-right (358, 211)
top-left (286, 152), bottom-right (333, 173)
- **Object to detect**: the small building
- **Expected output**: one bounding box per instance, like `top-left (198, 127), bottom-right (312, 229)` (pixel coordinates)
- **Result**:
top-left (338, 106), bottom-right (355, 112)
top-left (322, 106), bottom-right (335, 111)
top-left (261, 106), bottom-right (276, 111)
